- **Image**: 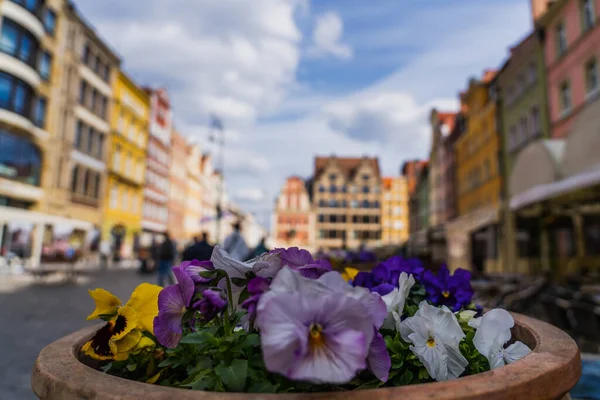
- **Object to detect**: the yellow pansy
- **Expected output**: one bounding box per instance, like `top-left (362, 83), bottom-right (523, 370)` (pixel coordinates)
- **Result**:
top-left (341, 267), bottom-right (360, 282)
top-left (82, 305), bottom-right (139, 360)
top-left (146, 372), bottom-right (161, 384)
top-left (87, 288), bottom-right (122, 320)
top-left (131, 336), bottom-right (157, 355)
top-left (124, 283), bottom-right (162, 334)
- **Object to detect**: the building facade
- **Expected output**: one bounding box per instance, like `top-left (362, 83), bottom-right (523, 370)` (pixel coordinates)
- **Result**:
top-left (401, 160), bottom-right (427, 236)
top-left (429, 110), bottom-right (456, 227)
top-left (312, 156), bottom-right (382, 250)
top-left (381, 177), bottom-right (409, 245)
top-left (184, 142), bottom-right (203, 242)
top-left (0, 0), bottom-right (75, 265)
top-left (273, 176), bottom-right (313, 250)
top-left (167, 130), bottom-right (187, 244)
top-left (495, 31), bottom-right (551, 273)
top-left (103, 70), bottom-right (148, 260)
top-left (141, 88), bottom-right (171, 244)
top-left (449, 70), bottom-right (502, 273)
top-left (540, 0), bottom-right (600, 139)
top-left (442, 112), bottom-right (466, 223)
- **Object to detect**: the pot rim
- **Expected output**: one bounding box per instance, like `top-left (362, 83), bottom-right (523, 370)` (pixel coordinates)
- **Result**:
top-left (32, 312), bottom-right (581, 400)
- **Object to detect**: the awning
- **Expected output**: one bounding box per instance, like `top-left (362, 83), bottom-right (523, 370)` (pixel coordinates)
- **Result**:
top-left (509, 139), bottom-right (564, 199)
top-left (0, 205), bottom-right (94, 230)
top-left (510, 166), bottom-right (600, 210)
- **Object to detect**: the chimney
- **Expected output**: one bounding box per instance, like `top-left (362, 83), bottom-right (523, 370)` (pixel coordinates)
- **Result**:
top-left (530, 0), bottom-right (550, 22)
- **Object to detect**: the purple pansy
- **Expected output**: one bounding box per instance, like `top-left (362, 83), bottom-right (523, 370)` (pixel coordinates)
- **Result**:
top-left (256, 267), bottom-right (390, 383)
top-left (241, 276), bottom-right (271, 319)
top-left (153, 266), bottom-right (195, 348)
top-left (256, 288), bottom-right (373, 384)
top-left (252, 247), bottom-right (332, 279)
top-left (192, 289), bottom-right (227, 322)
top-left (352, 256), bottom-right (424, 295)
top-left (179, 260), bottom-right (214, 284)
top-left (422, 265), bottom-right (473, 311)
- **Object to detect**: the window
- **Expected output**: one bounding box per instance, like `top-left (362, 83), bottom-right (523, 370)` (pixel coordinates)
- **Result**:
top-left (44, 9), bottom-right (57, 35)
top-left (0, 129), bottom-right (42, 185)
top-left (528, 62), bottom-right (537, 85)
top-left (79, 80), bottom-right (87, 105)
top-left (0, 73), bottom-right (33, 117)
top-left (101, 96), bottom-right (108, 119)
top-left (102, 64), bottom-right (110, 81)
top-left (125, 152), bottom-right (132, 172)
top-left (94, 173), bottom-right (101, 198)
top-left (351, 200), bottom-right (358, 208)
top-left (71, 166), bottom-right (79, 192)
top-left (329, 184), bottom-right (337, 193)
top-left (113, 145), bottom-right (121, 171)
top-left (90, 88), bottom-right (97, 111)
top-left (39, 51), bottom-right (52, 80)
top-left (318, 185), bottom-right (325, 193)
top-left (517, 74), bottom-right (526, 95)
top-left (328, 199), bottom-right (337, 207)
top-left (33, 96), bottom-right (46, 128)
top-left (508, 125), bottom-right (517, 150)
top-left (329, 173), bottom-right (336, 180)
top-left (87, 128), bottom-right (95, 154)
top-left (122, 190), bottom-right (129, 211)
top-left (559, 81), bottom-right (572, 114)
top-left (117, 112), bottom-right (124, 132)
top-left (585, 58), bottom-right (598, 96)
top-left (318, 214), bottom-right (325, 223)
top-left (520, 116), bottom-right (529, 141)
top-left (556, 22), bottom-right (567, 57)
top-left (362, 186), bottom-right (369, 194)
top-left (94, 55), bottom-right (100, 74)
top-left (362, 200), bottom-right (370, 208)
top-left (10, 0), bottom-right (42, 15)
top-left (582, 0), bottom-right (595, 32)
top-left (394, 206), bottom-right (402, 215)
top-left (82, 43), bottom-right (90, 64)
top-left (531, 106), bottom-right (541, 136)
top-left (75, 121), bottom-right (83, 149)
top-left (110, 185), bottom-right (117, 209)
top-left (0, 19), bottom-right (39, 67)
top-left (318, 200), bottom-right (326, 207)
top-left (96, 134), bottom-right (104, 159)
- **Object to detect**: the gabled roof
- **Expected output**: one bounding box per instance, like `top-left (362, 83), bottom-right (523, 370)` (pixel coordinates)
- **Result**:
top-left (314, 156), bottom-right (380, 181)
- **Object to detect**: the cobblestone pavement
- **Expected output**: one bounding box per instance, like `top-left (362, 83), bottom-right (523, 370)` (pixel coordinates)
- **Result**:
top-left (0, 268), bottom-right (155, 400)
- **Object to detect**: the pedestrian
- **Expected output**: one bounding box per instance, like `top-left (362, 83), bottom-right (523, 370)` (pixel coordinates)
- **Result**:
top-left (157, 233), bottom-right (176, 287)
top-left (253, 236), bottom-right (269, 257)
top-left (182, 232), bottom-right (214, 262)
top-left (99, 239), bottom-right (111, 269)
top-left (223, 221), bottom-right (249, 261)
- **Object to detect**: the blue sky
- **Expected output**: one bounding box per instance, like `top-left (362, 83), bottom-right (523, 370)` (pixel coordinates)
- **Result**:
top-left (74, 0), bottom-right (532, 226)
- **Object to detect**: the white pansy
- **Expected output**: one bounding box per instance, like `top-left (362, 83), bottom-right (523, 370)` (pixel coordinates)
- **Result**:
top-left (381, 272), bottom-right (415, 331)
top-left (211, 246), bottom-right (255, 282)
top-left (471, 309), bottom-right (532, 369)
top-left (399, 301), bottom-right (468, 381)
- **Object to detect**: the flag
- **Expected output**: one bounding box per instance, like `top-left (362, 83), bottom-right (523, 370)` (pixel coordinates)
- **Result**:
top-left (210, 114), bottom-right (223, 131)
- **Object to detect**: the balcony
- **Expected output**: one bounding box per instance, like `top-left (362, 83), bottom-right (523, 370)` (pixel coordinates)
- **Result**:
top-left (2, 1), bottom-right (44, 40)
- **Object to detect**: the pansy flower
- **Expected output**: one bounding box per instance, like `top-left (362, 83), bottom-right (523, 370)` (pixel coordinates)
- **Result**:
top-left (82, 283), bottom-right (162, 360)
top-left (381, 272), bottom-right (415, 331)
top-left (153, 266), bottom-right (195, 348)
top-left (469, 309), bottom-right (531, 369)
top-left (422, 265), bottom-right (473, 311)
top-left (399, 301), bottom-right (468, 381)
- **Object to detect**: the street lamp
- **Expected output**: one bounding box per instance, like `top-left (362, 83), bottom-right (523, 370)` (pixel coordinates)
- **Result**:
top-left (209, 115), bottom-right (225, 243)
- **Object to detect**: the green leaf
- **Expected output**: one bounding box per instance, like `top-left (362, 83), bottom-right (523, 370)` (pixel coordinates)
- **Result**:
top-left (126, 363), bottom-right (137, 372)
top-left (231, 277), bottom-right (247, 286)
top-left (247, 381), bottom-right (279, 393)
top-left (418, 368), bottom-right (430, 381)
top-left (399, 370), bottom-right (413, 385)
top-left (215, 360), bottom-right (248, 392)
top-left (199, 270), bottom-right (218, 279)
top-left (180, 331), bottom-right (219, 346)
top-left (191, 375), bottom-right (217, 391)
top-left (241, 333), bottom-right (260, 348)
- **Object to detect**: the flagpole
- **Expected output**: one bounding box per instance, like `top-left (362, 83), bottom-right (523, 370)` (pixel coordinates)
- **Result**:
top-left (210, 116), bottom-right (225, 244)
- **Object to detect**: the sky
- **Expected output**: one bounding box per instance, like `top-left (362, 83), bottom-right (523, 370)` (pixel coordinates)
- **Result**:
top-left (74, 0), bottom-right (532, 227)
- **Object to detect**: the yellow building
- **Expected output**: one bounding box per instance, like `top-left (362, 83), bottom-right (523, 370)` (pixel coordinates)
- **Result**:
top-left (447, 70), bottom-right (503, 273)
top-left (381, 177), bottom-right (409, 245)
top-left (103, 71), bottom-right (149, 259)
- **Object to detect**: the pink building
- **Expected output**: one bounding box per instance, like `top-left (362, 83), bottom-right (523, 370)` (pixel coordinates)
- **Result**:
top-left (272, 176), bottom-right (313, 250)
top-left (538, 0), bottom-right (600, 138)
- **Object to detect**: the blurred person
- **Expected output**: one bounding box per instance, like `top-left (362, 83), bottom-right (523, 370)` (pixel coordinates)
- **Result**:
top-left (182, 232), bottom-right (214, 262)
top-left (99, 239), bottom-right (111, 269)
top-left (157, 233), bottom-right (176, 287)
top-left (253, 236), bottom-right (269, 257)
top-left (223, 221), bottom-right (249, 261)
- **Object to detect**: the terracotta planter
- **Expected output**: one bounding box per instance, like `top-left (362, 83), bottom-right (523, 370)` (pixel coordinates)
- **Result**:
top-left (32, 312), bottom-right (581, 400)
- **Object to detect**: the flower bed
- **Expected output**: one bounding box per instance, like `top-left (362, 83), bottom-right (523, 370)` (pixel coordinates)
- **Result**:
top-left (32, 247), bottom-right (582, 399)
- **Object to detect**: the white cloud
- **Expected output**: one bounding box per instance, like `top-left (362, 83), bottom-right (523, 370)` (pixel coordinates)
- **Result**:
top-left (307, 11), bottom-right (353, 60)
top-left (235, 188), bottom-right (267, 203)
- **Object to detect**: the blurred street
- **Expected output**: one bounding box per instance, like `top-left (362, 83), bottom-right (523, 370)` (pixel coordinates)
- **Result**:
top-left (0, 269), bottom-right (152, 400)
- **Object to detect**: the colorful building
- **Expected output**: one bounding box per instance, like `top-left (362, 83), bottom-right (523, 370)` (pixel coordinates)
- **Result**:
top-left (429, 110), bottom-right (457, 227)
top-left (381, 177), bottom-right (409, 246)
top-left (312, 156), bottom-right (382, 250)
top-left (167, 130), bottom-right (187, 244)
top-left (495, 30), bottom-right (550, 274)
top-left (273, 176), bottom-right (313, 250)
top-left (103, 71), bottom-right (148, 260)
top-left (184, 143), bottom-right (203, 241)
top-left (141, 88), bottom-right (171, 245)
top-left (401, 160), bottom-right (427, 235)
top-left (448, 70), bottom-right (502, 273)
top-left (506, 0), bottom-right (600, 278)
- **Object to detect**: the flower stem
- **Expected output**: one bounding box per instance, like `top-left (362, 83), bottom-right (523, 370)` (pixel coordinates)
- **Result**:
top-left (223, 306), bottom-right (231, 334)
top-left (223, 272), bottom-right (234, 334)
top-left (224, 274), bottom-right (234, 313)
